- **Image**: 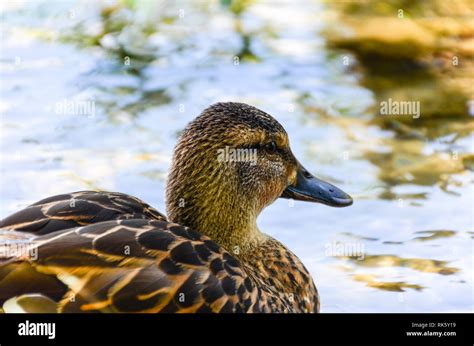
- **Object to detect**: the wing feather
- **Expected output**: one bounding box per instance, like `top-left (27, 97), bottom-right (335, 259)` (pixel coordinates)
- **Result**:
top-left (0, 191), bottom-right (166, 235)
top-left (0, 219), bottom-right (260, 313)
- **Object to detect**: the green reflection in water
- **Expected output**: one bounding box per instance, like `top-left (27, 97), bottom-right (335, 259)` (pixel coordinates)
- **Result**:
top-left (221, 0), bottom-right (260, 62)
top-left (340, 232), bottom-right (379, 242)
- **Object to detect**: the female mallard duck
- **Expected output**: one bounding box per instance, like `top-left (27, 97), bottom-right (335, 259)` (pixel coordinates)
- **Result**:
top-left (0, 102), bottom-right (352, 313)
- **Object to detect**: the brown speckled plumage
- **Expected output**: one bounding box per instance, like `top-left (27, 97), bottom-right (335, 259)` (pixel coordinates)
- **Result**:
top-left (0, 102), bottom-right (351, 313)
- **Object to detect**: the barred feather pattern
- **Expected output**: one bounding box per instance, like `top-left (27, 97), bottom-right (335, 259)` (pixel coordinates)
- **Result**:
top-left (0, 191), bottom-right (319, 313)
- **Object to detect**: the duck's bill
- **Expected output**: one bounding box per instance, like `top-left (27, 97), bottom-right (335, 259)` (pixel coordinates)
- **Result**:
top-left (280, 163), bottom-right (353, 207)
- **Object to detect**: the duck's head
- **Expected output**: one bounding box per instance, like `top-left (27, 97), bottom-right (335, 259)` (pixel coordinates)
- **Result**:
top-left (166, 102), bottom-right (352, 252)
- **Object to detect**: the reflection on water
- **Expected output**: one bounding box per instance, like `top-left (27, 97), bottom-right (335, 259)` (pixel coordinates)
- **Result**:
top-left (353, 274), bottom-right (424, 292)
top-left (365, 138), bottom-right (472, 188)
top-left (0, 0), bottom-right (472, 312)
top-left (346, 254), bottom-right (459, 275)
top-left (412, 230), bottom-right (456, 242)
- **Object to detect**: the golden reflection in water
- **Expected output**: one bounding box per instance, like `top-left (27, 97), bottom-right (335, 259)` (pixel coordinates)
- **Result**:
top-left (365, 139), bottom-right (472, 187)
top-left (345, 254), bottom-right (459, 275)
top-left (412, 230), bottom-right (457, 242)
top-left (353, 274), bottom-right (424, 292)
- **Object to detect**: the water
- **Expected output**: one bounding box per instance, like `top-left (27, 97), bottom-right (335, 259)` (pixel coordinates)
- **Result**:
top-left (0, 0), bottom-right (472, 312)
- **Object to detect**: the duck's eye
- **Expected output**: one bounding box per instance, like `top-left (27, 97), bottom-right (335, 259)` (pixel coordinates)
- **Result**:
top-left (264, 141), bottom-right (277, 154)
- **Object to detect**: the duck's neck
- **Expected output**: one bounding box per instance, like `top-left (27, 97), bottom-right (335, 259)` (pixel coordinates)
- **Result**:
top-left (167, 200), bottom-right (266, 253)
top-left (166, 163), bottom-right (267, 254)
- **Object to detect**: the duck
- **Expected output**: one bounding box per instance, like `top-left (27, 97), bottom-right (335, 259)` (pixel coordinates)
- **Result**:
top-left (0, 102), bottom-right (352, 313)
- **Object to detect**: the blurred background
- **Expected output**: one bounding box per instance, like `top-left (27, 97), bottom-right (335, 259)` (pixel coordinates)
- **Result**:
top-left (0, 0), bottom-right (472, 312)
